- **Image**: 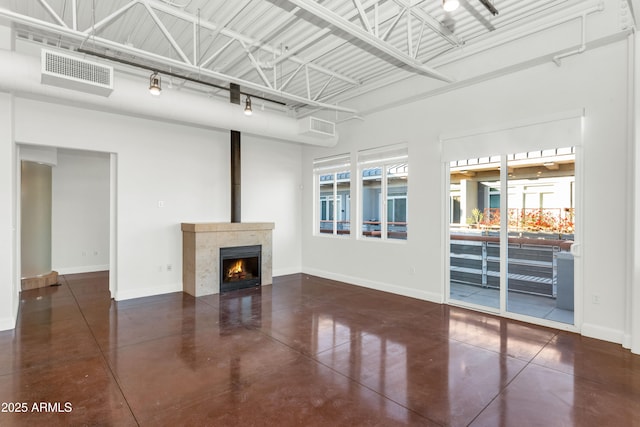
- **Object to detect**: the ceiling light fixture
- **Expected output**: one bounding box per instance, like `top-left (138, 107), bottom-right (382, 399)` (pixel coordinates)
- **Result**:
top-left (244, 96), bottom-right (253, 116)
top-left (443, 0), bottom-right (460, 12)
top-left (149, 71), bottom-right (161, 96)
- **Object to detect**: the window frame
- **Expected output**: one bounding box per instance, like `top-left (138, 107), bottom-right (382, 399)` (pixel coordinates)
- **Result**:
top-left (357, 143), bottom-right (408, 241)
top-left (313, 154), bottom-right (351, 237)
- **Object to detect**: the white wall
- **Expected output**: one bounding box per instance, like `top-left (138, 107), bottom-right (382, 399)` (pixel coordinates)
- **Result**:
top-left (0, 93), bottom-right (17, 330)
top-left (302, 39), bottom-right (631, 345)
top-left (51, 149), bottom-right (110, 274)
top-left (242, 134), bottom-right (303, 276)
top-left (10, 98), bottom-right (303, 302)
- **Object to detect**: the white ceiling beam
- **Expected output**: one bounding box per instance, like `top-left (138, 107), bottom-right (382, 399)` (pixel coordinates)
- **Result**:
top-left (84, 1), bottom-right (138, 35)
top-left (280, 64), bottom-right (304, 92)
top-left (143, 0), bottom-right (358, 86)
top-left (381, 7), bottom-right (404, 41)
top-left (272, 0), bottom-right (382, 66)
top-left (287, 0), bottom-right (452, 81)
top-left (240, 40), bottom-right (273, 89)
top-left (413, 22), bottom-right (425, 58)
top-left (36, 0), bottom-right (67, 28)
top-left (393, 0), bottom-right (461, 46)
top-left (314, 75), bottom-right (334, 101)
top-left (353, 0), bottom-right (373, 33)
top-left (200, 38), bottom-right (234, 68)
top-left (629, 0), bottom-right (640, 26)
top-left (0, 7), bottom-right (357, 113)
top-left (141, 0), bottom-right (191, 65)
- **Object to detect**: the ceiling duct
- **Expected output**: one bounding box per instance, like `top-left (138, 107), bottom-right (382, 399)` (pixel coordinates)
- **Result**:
top-left (1, 49), bottom-right (338, 147)
top-left (41, 49), bottom-right (113, 97)
top-left (298, 117), bottom-right (336, 139)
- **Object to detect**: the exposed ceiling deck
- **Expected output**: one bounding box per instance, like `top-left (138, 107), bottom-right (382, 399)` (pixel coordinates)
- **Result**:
top-left (0, 0), bottom-right (630, 117)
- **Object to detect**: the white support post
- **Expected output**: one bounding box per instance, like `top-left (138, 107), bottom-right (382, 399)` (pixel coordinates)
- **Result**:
top-left (71, 0), bottom-right (77, 30)
top-left (193, 21), bottom-right (198, 66)
top-left (406, 8), bottom-right (413, 56)
top-left (305, 65), bottom-right (311, 99)
top-left (414, 22), bottom-right (425, 59)
top-left (374, 2), bottom-right (379, 37)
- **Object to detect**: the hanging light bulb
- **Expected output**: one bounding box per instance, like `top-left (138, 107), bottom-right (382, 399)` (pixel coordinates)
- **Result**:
top-left (443, 0), bottom-right (460, 12)
top-left (244, 96), bottom-right (253, 116)
top-left (149, 72), bottom-right (161, 96)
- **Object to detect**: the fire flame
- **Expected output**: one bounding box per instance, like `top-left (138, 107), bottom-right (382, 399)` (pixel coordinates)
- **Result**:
top-left (227, 259), bottom-right (244, 278)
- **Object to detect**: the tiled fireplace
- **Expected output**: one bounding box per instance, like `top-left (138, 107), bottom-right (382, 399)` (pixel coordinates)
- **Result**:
top-left (181, 222), bottom-right (274, 297)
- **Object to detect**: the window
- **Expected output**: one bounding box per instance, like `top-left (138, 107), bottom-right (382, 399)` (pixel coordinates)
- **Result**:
top-left (314, 154), bottom-right (351, 236)
top-left (358, 144), bottom-right (408, 240)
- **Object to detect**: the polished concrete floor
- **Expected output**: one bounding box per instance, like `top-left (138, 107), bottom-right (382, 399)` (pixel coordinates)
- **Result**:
top-left (0, 272), bottom-right (639, 426)
top-left (450, 282), bottom-right (574, 324)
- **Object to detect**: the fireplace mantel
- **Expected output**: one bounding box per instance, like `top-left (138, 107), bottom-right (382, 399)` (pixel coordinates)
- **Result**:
top-left (182, 222), bottom-right (274, 297)
top-left (182, 222), bottom-right (275, 233)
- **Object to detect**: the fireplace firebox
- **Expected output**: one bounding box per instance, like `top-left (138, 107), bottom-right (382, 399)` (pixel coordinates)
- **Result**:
top-left (220, 245), bottom-right (261, 292)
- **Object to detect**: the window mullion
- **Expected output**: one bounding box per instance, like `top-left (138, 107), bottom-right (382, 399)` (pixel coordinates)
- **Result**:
top-left (499, 155), bottom-right (508, 313)
top-left (333, 172), bottom-right (338, 235)
top-left (382, 163), bottom-right (388, 240)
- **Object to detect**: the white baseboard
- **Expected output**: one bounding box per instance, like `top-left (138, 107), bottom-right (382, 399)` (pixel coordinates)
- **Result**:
top-left (622, 333), bottom-right (632, 350)
top-left (273, 267), bottom-right (302, 277)
top-left (0, 315), bottom-right (17, 331)
top-left (302, 267), bottom-right (442, 303)
top-left (55, 264), bottom-right (110, 275)
top-left (581, 322), bottom-right (625, 345)
top-left (115, 282), bottom-right (182, 301)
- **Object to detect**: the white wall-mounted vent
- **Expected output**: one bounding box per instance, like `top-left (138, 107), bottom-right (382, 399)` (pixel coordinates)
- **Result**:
top-left (41, 49), bottom-right (113, 97)
top-left (298, 117), bottom-right (336, 138)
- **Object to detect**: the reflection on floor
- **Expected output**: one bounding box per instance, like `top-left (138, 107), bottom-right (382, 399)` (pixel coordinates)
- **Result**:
top-left (0, 272), bottom-right (637, 426)
top-left (451, 282), bottom-right (574, 324)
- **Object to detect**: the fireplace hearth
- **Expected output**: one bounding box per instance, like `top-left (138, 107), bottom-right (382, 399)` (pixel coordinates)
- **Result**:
top-left (220, 245), bottom-right (261, 292)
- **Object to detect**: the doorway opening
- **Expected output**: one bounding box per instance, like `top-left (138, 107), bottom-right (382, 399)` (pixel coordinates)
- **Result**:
top-left (17, 145), bottom-right (116, 297)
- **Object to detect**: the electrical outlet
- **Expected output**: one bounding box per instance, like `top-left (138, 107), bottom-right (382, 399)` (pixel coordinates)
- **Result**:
top-left (592, 294), bottom-right (600, 304)
top-left (166, 264), bottom-right (172, 272)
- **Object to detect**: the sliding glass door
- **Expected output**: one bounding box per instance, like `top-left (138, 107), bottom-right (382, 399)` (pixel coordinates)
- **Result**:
top-left (449, 156), bottom-right (501, 310)
top-left (444, 113), bottom-right (581, 326)
top-left (506, 148), bottom-right (575, 324)
top-left (448, 148), bottom-right (576, 325)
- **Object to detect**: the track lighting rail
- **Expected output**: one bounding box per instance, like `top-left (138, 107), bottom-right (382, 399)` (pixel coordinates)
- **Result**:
top-left (77, 48), bottom-right (286, 106)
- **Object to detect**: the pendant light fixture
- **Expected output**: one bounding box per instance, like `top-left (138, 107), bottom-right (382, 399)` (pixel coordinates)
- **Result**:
top-left (149, 71), bottom-right (161, 96)
top-left (244, 96), bottom-right (253, 116)
top-left (443, 0), bottom-right (460, 12)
